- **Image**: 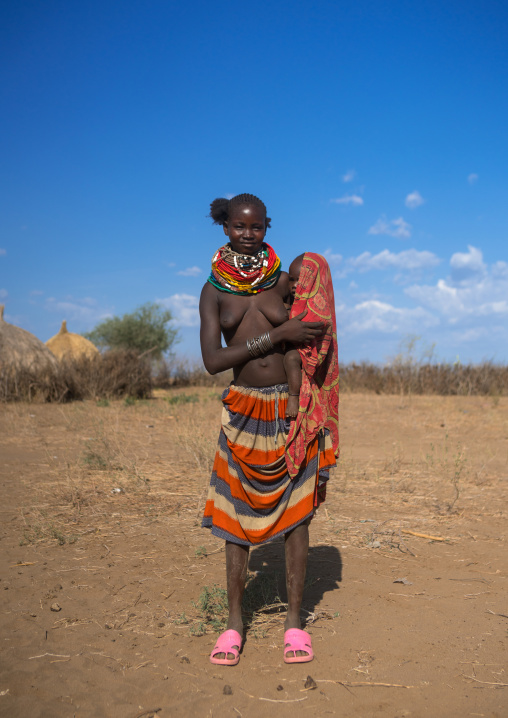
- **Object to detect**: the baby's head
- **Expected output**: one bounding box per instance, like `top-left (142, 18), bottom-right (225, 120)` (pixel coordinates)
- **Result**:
top-left (288, 253), bottom-right (305, 298)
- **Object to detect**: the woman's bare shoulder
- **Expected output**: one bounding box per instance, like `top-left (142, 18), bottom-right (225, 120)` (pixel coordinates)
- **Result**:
top-left (201, 281), bottom-right (218, 298)
top-left (200, 281), bottom-right (221, 312)
top-left (277, 271), bottom-right (289, 294)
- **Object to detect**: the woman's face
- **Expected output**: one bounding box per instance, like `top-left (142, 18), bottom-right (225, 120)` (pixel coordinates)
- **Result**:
top-left (223, 204), bottom-right (266, 255)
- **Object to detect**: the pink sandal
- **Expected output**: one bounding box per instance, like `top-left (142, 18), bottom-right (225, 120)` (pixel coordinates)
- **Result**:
top-left (283, 628), bottom-right (314, 664)
top-left (209, 629), bottom-right (243, 666)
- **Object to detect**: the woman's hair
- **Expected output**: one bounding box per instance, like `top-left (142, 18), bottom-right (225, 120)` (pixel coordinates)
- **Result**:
top-left (209, 193), bottom-right (271, 228)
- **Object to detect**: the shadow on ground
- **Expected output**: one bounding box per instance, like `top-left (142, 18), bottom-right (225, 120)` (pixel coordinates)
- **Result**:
top-left (244, 539), bottom-right (342, 629)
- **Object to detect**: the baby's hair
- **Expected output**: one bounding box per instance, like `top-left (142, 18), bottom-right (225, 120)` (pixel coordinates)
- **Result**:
top-left (209, 193), bottom-right (271, 229)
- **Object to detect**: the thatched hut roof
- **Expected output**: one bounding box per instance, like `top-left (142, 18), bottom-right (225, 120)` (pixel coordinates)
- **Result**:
top-left (0, 305), bottom-right (59, 374)
top-left (46, 320), bottom-right (99, 360)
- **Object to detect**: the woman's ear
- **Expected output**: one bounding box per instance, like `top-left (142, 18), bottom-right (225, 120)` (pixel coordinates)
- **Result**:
top-left (223, 222), bottom-right (229, 237)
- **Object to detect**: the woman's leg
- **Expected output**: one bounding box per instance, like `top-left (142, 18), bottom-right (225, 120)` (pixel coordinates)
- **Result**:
top-left (213, 540), bottom-right (249, 660)
top-left (226, 540), bottom-right (249, 632)
top-left (284, 520), bottom-right (310, 657)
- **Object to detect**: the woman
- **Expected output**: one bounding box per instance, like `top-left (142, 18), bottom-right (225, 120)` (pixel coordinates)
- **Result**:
top-left (200, 193), bottom-right (336, 665)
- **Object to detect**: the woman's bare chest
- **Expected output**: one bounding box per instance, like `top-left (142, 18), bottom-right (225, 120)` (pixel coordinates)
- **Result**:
top-left (219, 291), bottom-right (288, 333)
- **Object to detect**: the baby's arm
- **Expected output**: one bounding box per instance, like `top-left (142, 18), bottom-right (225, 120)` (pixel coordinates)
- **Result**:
top-left (284, 348), bottom-right (302, 418)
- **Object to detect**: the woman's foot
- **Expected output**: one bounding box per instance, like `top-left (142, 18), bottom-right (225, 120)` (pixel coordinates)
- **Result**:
top-left (283, 627), bottom-right (313, 663)
top-left (210, 616), bottom-right (243, 662)
top-left (284, 614), bottom-right (311, 659)
top-left (210, 628), bottom-right (243, 666)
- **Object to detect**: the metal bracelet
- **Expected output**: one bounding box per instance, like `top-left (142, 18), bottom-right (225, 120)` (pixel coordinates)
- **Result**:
top-left (246, 337), bottom-right (260, 358)
top-left (258, 331), bottom-right (273, 353)
top-left (246, 331), bottom-right (274, 358)
top-left (258, 331), bottom-right (273, 354)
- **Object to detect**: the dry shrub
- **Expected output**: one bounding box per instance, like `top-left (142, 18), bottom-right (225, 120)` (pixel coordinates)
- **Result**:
top-left (153, 356), bottom-right (233, 388)
top-left (340, 361), bottom-right (508, 396)
top-left (0, 349), bottom-right (152, 402)
top-left (60, 350), bottom-right (152, 400)
top-left (4, 350), bottom-right (507, 400)
top-left (157, 356), bottom-right (508, 396)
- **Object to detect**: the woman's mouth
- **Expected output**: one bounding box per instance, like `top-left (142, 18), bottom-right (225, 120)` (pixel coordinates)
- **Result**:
top-left (240, 240), bottom-right (257, 250)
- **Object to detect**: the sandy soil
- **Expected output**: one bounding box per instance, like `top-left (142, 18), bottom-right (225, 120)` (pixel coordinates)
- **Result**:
top-left (1, 390), bottom-right (507, 718)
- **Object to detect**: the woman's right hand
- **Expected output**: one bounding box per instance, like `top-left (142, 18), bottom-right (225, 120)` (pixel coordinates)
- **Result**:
top-left (280, 310), bottom-right (325, 344)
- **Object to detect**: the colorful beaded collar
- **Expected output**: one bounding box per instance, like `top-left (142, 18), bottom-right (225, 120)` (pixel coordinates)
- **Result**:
top-left (207, 242), bottom-right (281, 295)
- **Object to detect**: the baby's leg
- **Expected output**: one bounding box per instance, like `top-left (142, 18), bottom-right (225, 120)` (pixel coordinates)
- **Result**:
top-left (284, 349), bottom-right (302, 418)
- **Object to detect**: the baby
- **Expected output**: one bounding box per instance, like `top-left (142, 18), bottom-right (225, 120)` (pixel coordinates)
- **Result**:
top-left (284, 253), bottom-right (305, 419)
top-left (282, 250), bottom-right (339, 504)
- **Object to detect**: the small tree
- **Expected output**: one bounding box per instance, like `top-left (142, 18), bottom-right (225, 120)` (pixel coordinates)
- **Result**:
top-left (84, 303), bottom-right (178, 359)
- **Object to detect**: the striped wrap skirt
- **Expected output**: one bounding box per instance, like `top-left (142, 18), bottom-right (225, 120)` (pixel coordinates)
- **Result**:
top-left (201, 383), bottom-right (336, 546)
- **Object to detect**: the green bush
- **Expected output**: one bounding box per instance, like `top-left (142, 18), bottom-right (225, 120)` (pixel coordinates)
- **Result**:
top-left (84, 302), bottom-right (178, 359)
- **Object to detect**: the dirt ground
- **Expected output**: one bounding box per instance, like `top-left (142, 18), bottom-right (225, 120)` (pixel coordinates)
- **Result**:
top-left (1, 390), bottom-right (507, 718)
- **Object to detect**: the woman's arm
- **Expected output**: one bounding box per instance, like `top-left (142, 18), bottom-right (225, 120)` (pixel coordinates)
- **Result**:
top-left (200, 284), bottom-right (252, 374)
top-left (271, 310), bottom-right (324, 345)
top-left (199, 284), bottom-right (325, 375)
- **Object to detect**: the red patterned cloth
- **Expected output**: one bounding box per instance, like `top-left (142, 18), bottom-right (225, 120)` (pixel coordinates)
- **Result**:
top-left (285, 253), bottom-right (339, 478)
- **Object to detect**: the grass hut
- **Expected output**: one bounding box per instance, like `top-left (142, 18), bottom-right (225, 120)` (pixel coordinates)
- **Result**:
top-left (46, 320), bottom-right (99, 361)
top-left (0, 305), bottom-right (59, 374)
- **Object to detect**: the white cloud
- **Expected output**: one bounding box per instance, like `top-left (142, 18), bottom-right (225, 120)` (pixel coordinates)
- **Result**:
top-left (158, 294), bottom-right (199, 327)
top-left (0, 288), bottom-right (7, 298)
top-left (177, 266), bottom-right (202, 277)
top-left (347, 249), bottom-right (440, 274)
top-left (323, 249), bottom-right (343, 266)
top-left (492, 261), bottom-right (508, 279)
top-left (368, 216), bottom-right (412, 239)
top-left (331, 195), bottom-right (364, 206)
top-left (225, 193), bottom-right (234, 199)
top-left (325, 248), bottom-right (440, 280)
top-left (342, 170), bottom-right (356, 183)
top-left (449, 245), bottom-right (486, 285)
top-left (405, 247), bottom-right (508, 323)
top-left (166, 262), bottom-right (176, 268)
top-left (30, 289), bottom-right (44, 296)
top-left (406, 279), bottom-right (508, 322)
top-left (320, 244), bottom-right (508, 361)
top-left (468, 173), bottom-right (478, 185)
top-left (452, 327), bottom-right (488, 343)
top-left (0, 249), bottom-right (6, 256)
top-left (405, 191), bottom-right (425, 209)
top-left (338, 299), bottom-right (438, 335)
top-left (45, 296), bottom-right (113, 325)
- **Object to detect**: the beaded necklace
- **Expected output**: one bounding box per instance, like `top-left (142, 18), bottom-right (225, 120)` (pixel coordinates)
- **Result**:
top-left (207, 242), bottom-right (281, 295)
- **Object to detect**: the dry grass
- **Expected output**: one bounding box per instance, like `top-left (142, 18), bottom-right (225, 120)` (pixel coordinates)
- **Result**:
top-left (9, 389), bottom-right (222, 546)
top-left (340, 360), bottom-right (508, 396)
top-left (153, 357), bottom-right (232, 388)
top-left (156, 357), bottom-right (508, 396)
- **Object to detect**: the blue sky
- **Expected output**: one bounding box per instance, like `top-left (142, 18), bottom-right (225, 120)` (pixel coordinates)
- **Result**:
top-left (1, 0), bottom-right (507, 365)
